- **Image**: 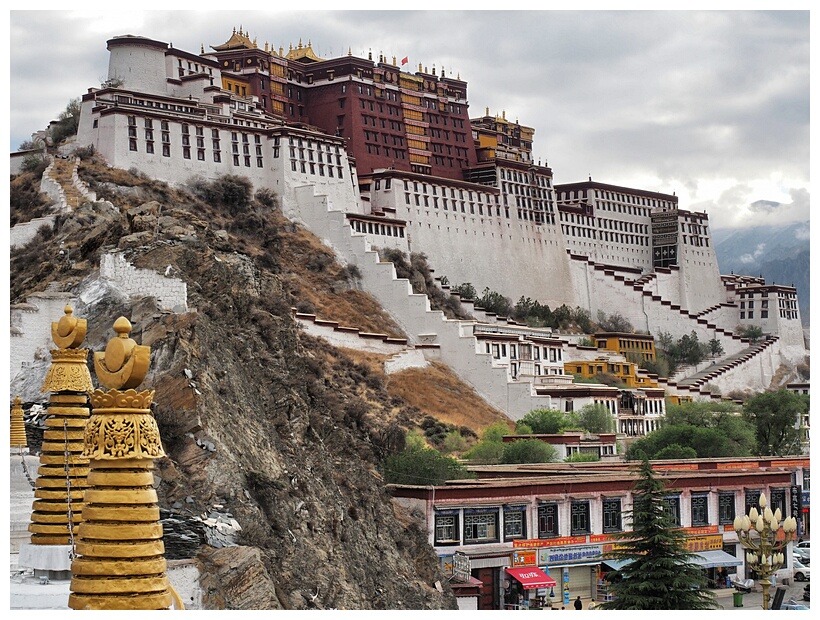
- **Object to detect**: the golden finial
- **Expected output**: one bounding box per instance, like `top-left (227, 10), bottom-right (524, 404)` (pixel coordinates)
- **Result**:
top-left (94, 317), bottom-right (150, 390)
top-left (51, 304), bottom-right (86, 349)
top-left (392, 56), bottom-right (396, 66)
top-left (418, 62), bottom-right (422, 72)
top-left (348, 47), bottom-right (352, 56)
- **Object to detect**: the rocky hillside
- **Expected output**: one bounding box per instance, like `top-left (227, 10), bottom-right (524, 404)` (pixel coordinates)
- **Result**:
top-left (10, 157), bottom-right (514, 609)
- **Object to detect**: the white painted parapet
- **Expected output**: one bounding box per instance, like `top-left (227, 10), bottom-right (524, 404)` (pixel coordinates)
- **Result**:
top-left (293, 311), bottom-right (408, 355)
top-left (9, 292), bottom-right (77, 387)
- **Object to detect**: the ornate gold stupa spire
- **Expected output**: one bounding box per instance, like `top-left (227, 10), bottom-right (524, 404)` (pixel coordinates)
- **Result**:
top-left (69, 316), bottom-right (174, 610)
top-left (10, 395), bottom-right (28, 449)
top-left (28, 305), bottom-right (93, 546)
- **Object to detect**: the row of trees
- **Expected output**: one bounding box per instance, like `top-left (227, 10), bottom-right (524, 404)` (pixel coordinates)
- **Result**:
top-left (450, 283), bottom-right (598, 332)
top-left (384, 388), bottom-right (807, 485)
top-left (626, 389), bottom-right (808, 460)
top-left (384, 404), bottom-right (617, 483)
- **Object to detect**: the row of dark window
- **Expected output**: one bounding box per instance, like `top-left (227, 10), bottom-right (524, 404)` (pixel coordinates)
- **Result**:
top-left (434, 490), bottom-right (789, 546)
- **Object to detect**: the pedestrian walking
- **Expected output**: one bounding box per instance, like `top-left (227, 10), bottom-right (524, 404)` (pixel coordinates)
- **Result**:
top-left (574, 596), bottom-right (582, 610)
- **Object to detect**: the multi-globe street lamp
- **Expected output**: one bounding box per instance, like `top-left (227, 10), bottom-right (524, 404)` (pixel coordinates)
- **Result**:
top-left (733, 492), bottom-right (798, 610)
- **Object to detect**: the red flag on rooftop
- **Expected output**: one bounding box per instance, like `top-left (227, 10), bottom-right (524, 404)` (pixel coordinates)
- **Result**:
top-left (401, 56), bottom-right (409, 66)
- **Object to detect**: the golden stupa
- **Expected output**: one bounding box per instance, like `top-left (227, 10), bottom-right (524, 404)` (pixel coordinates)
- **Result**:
top-left (68, 316), bottom-right (174, 610)
top-left (10, 395), bottom-right (28, 449)
top-left (28, 305), bottom-right (93, 545)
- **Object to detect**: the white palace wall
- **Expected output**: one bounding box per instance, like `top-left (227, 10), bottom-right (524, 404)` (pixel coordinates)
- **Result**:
top-left (291, 184), bottom-right (560, 419)
top-left (372, 188), bottom-right (577, 308)
top-left (677, 243), bottom-right (726, 312)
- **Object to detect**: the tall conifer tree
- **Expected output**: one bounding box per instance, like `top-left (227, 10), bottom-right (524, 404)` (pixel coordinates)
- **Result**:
top-left (599, 459), bottom-right (718, 610)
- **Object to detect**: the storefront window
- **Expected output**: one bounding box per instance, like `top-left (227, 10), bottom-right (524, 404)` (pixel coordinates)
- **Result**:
top-left (664, 495), bottom-right (681, 526)
top-left (770, 488), bottom-right (787, 518)
top-left (691, 494), bottom-right (708, 526)
top-left (538, 503), bottom-right (559, 538)
top-left (504, 507), bottom-right (527, 541)
top-left (744, 490), bottom-right (760, 515)
top-left (435, 511), bottom-right (460, 546)
top-left (602, 499), bottom-right (622, 533)
top-left (570, 501), bottom-right (590, 535)
top-left (464, 510), bottom-right (499, 544)
top-left (718, 493), bottom-right (736, 525)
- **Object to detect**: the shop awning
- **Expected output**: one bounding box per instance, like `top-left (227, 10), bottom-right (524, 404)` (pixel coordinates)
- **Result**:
top-left (690, 550), bottom-right (742, 569)
top-left (505, 567), bottom-right (557, 589)
top-left (601, 558), bottom-right (631, 571)
top-left (603, 551), bottom-right (741, 571)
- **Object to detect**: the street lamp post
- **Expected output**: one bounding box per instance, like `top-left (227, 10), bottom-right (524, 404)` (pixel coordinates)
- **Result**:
top-left (733, 492), bottom-right (798, 610)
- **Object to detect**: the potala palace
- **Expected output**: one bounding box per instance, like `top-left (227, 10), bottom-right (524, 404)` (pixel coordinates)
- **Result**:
top-left (12, 29), bottom-right (808, 429)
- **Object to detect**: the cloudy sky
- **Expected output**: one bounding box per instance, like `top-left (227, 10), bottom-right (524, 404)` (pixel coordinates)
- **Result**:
top-left (7, 8), bottom-right (810, 231)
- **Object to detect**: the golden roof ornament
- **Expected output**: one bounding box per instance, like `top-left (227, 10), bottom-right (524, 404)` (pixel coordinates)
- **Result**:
top-left (94, 316), bottom-right (150, 390)
top-left (70, 316), bottom-right (173, 609)
top-left (10, 395), bottom-right (27, 449)
top-left (28, 304), bottom-right (92, 546)
top-left (41, 305), bottom-right (94, 394)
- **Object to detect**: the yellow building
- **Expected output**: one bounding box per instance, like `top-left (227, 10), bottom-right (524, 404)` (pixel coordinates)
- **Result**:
top-left (595, 332), bottom-right (656, 362)
top-left (565, 357), bottom-right (658, 389)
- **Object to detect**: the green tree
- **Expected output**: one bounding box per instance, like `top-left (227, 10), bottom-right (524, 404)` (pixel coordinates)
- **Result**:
top-left (626, 415), bottom-right (754, 461)
top-left (516, 409), bottom-right (565, 434)
top-left (577, 403), bottom-right (613, 433)
top-left (599, 459), bottom-right (717, 610)
top-left (572, 307), bottom-right (594, 333)
top-left (500, 439), bottom-right (558, 464)
top-left (476, 287), bottom-right (513, 317)
top-left (383, 446), bottom-right (473, 485)
top-left (441, 430), bottom-right (467, 455)
top-left (596, 310), bottom-right (634, 333)
top-left (18, 138), bottom-right (45, 152)
top-left (668, 330), bottom-right (708, 366)
top-left (564, 452), bottom-right (600, 463)
top-left (462, 440), bottom-right (504, 464)
top-left (50, 98), bottom-right (82, 145)
top-left (462, 422), bottom-right (511, 464)
top-left (708, 338), bottom-right (724, 357)
top-left (737, 325), bottom-right (764, 342)
top-left (452, 282), bottom-right (477, 300)
top-left (742, 389), bottom-right (807, 455)
top-left (654, 444), bottom-right (698, 460)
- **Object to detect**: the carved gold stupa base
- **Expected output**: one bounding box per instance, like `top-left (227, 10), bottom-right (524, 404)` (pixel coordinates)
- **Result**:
top-left (68, 459), bottom-right (172, 610)
top-left (29, 393), bottom-right (90, 545)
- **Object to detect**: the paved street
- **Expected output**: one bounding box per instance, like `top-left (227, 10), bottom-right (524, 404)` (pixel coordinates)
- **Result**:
top-left (710, 581), bottom-right (810, 611)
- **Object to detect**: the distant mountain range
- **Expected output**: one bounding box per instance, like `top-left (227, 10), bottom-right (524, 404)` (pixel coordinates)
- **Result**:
top-left (712, 221), bottom-right (809, 326)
